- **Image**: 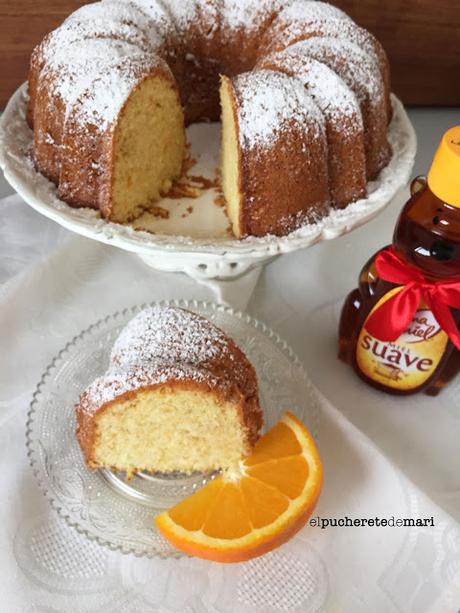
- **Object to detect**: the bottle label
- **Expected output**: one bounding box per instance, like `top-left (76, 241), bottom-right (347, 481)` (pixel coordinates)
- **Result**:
top-left (356, 287), bottom-right (449, 391)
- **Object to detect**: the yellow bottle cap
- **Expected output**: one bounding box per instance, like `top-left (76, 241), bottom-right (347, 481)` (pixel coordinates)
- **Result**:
top-left (427, 126), bottom-right (460, 208)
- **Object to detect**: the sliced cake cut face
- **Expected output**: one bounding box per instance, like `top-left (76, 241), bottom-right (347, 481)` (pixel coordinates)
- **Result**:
top-left (220, 75), bottom-right (244, 238)
top-left (78, 372), bottom-right (254, 475)
top-left (109, 70), bottom-right (185, 222)
top-left (76, 307), bottom-right (263, 476)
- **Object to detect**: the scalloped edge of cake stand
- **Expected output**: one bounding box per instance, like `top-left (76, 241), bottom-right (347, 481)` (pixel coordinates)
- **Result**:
top-left (0, 87), bottom-right (416, 281)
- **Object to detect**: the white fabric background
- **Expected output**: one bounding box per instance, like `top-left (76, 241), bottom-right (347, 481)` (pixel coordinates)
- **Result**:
top-left (1, 107), bottom-right (460, 612)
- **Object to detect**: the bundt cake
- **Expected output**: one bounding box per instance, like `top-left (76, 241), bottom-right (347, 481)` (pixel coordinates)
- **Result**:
top-left (27, 0), bottom-right (392, 237)
top-left (76, 306), bottom-right (263, 476)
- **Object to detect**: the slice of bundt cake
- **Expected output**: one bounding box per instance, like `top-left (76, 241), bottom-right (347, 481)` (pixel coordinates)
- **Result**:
top-left (76, 307), bottom-right (262, 476)
top-left (220, 69), bottom-right (330, 237)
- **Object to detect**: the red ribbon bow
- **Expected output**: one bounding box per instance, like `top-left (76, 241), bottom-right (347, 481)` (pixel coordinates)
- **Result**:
top-left (364, 247), bottom-right (460, 350)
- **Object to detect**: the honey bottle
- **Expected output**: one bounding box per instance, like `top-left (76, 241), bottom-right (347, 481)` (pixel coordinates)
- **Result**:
top-left (339, 126), bottom-right (460, 395)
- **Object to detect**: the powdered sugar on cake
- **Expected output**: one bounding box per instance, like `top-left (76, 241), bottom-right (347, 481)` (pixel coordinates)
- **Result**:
top-left (260, 52), bottom-right (362, 128)
top-left (116, 0), bottom-right (172, 26)
top-left (72, 56), bottom-right (168, 129)
top-left (77, 306), bottom-right (260, 416)
top-left (293, 37), bottom-right (384, 109)
top-left (220, 0), bottom-right (281, 31)
top-left (234, 69), bottom-right (324, 149)
top-left (111, 306), bottom-right (234, 367)
top-left (270, 0), bottom-right (351, 27)
top-left (161, 0), bottom-right (199, 31)
top-left (38, 1), bottom-right (170, 128)
top-left (79, 362), bottom-right (224, 414)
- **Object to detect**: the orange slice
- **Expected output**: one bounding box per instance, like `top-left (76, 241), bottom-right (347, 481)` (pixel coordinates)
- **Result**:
top-left (155, 411), bottom-right (322, 563)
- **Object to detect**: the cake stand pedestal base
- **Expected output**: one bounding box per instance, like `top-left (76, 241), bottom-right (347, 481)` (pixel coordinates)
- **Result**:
top-left (138, 252), bottom-right (266, 308)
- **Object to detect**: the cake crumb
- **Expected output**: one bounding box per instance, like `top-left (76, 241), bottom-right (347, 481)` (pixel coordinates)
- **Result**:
top-left (188, 175), bottom-right (219, 189)
top-left (214, 194), bottom-right (226, 209)
top-left (164, 167), bottom-right (219, 200)
top-left (149, 205), bottom-right (169, 219)
top-left (165, 183), bottom-right (201, 199)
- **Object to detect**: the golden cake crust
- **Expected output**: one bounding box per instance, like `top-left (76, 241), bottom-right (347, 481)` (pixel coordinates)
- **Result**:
top-left (256, 52), bottom-right (367, 209)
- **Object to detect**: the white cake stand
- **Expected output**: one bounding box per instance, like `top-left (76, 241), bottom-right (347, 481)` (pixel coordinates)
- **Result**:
top-left (0, 84), bottom-right (416, 281)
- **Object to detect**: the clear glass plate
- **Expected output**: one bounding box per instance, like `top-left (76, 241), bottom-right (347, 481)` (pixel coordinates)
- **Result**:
top-left (26, 300), bottom-right (321, 558)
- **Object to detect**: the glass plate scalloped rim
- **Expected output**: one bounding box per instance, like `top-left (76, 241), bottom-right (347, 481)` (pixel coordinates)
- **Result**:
top-left (1, 85), bottom-right (416, 258)
top-left (26, 299), bottom-right (322, 559)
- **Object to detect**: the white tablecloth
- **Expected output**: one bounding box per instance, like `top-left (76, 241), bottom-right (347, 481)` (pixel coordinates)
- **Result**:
top-left (1, 107), bottom-right (460, 612)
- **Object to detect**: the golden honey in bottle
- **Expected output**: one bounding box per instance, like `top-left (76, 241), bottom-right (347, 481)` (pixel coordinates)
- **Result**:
top-left (339, 126), bottom-right (460, 395)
